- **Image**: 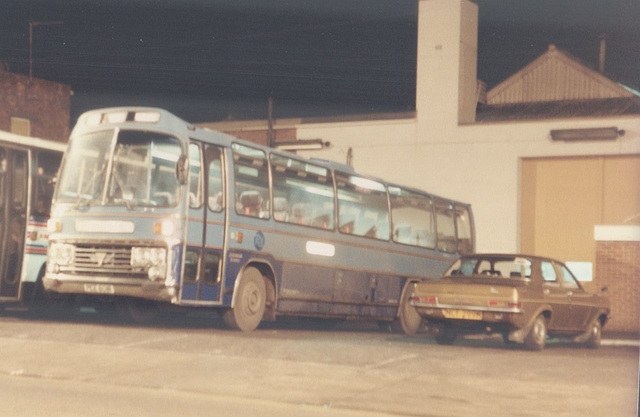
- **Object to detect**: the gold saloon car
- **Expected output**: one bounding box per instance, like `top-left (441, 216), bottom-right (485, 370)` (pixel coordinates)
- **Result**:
top-left (405, 254), bottom-right (610, 350)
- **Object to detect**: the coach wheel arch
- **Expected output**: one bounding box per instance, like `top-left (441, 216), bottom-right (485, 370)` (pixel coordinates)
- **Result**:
top-left (226, 261), bottom-right (277, 329)
top-left (248, 261), bottom-right (277, 321)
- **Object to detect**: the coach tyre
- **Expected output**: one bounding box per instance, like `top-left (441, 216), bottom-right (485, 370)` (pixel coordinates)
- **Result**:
top-left (223, 267), bottom-right (266, 332)
top-left (398, 283), bottom-right (422, 336)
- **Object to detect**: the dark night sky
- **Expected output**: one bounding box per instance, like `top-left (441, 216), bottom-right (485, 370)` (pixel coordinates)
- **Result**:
top-left (1, 0), bottom-right (639, 124)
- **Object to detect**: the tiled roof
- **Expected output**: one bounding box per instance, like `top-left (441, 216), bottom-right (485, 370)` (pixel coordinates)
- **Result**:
top-left (476, 97), bottom-right (640, 122)
top-left (486, 44), bottom-right (636, 105)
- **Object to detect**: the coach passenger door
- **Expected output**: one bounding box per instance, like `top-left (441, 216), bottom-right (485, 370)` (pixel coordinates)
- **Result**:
top-left (0, 148), bottom-right (28, 299)
top-left (180, 142), bottom-right (225, 304)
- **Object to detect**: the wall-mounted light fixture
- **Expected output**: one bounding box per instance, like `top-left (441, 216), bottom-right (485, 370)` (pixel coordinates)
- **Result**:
top-left (550, 127), bottom-right (624, 142)
top-left (275, 139), bottom-right (330, 151)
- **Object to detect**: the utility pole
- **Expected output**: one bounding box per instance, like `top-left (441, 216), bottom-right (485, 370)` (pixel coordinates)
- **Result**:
top-left (29, 21), bottom-right (63, 79)
top-left (267, 97), bottom-right (274, 148)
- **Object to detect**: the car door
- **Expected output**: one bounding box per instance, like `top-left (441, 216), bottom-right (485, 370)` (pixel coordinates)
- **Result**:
top-left (0, 148), bottom-right (28, 299)
top-left (557, 263), bottom-right (593, 331)
top-left (541, 260), bottom-right (572, 331)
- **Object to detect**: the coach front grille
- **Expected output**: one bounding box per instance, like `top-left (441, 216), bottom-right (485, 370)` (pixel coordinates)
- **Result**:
top-left (61, 243), bottom-right (148, 279)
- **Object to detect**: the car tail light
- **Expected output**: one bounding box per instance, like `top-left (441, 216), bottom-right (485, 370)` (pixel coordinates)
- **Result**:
top-left (488, 300), bottom-right (522, 309)
top-left (410, 296), bottom-right (438, 304)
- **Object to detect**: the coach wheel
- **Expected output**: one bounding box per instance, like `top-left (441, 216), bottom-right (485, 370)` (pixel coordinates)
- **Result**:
top-left (223, 267), bottom-right (266, 332)
top-left (398, 284), bottom-right (422, 336)
top-left (117, 298), bottom-right (158, 324)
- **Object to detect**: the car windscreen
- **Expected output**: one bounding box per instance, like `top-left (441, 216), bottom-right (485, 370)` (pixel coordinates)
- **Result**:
top-left (446, 257), bottom-right (532, 278)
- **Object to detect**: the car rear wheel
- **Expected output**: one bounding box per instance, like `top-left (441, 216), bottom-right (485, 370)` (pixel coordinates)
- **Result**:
top-left (584, 319), bottom-right (602, 349)
top-left (524, 314), bottom-right (547, 350)
top-left (434, 325), bottom-right (457, 345)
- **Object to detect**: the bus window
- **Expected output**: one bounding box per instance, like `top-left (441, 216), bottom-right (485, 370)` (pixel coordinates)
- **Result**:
top-left (188, 143), bottom-right (202, 208)
top-left (33, 150), bottom-right (63, 218)
top-left (455, 204), bottom-right (473, 254)
top-left (56, 130), bottom-right (113, 204)
top-left (270, 154), bottom-right (334, 229)
top-left (389, 187), bottom-right (435, 248)
top-left (13, 152), bottom-right (27, 210)
top-left (0, 149), bottom-right (5, 212)
top-left (434, 200), bottom-right (456, 253)
top-left (336, 172), bottom-right (389, 240)
top-left (203, 252), bottom-right (221, 285)
top-left (56, 130), bottom-right (181, 208)
top-left (183, 250), bottom-right (199, 284)
top-left (206, 146), bottom-right (224, 213)
top-left (232, 144), bottom-right (269, 219)
top-left (109, 131), bottom-right (182, 208)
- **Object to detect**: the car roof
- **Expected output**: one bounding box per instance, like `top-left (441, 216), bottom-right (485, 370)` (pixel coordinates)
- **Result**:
top-left (459, 253), bottom-right (561, 264)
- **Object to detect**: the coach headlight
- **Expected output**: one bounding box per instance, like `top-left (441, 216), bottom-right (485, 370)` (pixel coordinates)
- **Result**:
top-left (49, 242), bottom-right (75, 266)
top-left (131, 247), bottom-right (167, 281)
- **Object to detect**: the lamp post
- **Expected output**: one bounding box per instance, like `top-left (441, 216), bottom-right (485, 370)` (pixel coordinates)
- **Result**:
top-left (29, 21), bottom-right (63, 79)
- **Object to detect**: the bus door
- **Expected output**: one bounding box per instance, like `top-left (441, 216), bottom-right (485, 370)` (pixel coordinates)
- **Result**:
top-left (0, 148), bottom-right (28, 299)
top-left (180, 143), bottom-right (225, 304)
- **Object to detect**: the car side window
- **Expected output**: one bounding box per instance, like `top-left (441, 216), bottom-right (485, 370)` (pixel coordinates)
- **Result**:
top-left (559, 265), bottom-right (580, 290)
top-left (541, 261), bottom-right (558, 283)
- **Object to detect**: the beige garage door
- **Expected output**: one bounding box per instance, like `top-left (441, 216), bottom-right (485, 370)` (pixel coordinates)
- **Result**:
top-left (521, 155), bottom-right (640, 287)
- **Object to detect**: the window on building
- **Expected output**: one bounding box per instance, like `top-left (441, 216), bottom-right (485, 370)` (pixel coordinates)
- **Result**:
top-left (11, 117), bottom-right (31, 136)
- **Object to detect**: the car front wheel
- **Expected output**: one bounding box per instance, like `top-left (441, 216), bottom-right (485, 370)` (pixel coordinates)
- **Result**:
top-left (584, 319), bottom-right (602, 349)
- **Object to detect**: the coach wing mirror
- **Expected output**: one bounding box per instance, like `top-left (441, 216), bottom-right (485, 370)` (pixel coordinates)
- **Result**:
top-left (176, 155), bottom-right (189, 185)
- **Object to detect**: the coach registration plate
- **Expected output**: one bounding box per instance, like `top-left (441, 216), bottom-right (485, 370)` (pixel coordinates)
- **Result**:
top-left (83, 283), bottom-right (115, 294)
top-left (442, 309), bottom-right (482, 320)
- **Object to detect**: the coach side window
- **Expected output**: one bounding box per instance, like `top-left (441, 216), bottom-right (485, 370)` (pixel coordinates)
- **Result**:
top-left (0, 148), bottom-right (5, 212)
top-left (455, 204), bottom-right (473, 254)
top-left (336, 172), bottom-right (389, 240)
top-left (33, 150), bottom-right (62, 218)
top-left (206, 146), bottom-right (224, 213)
top-left (232, 144), bottom-right (269, 219)
top-left (434, 200), bottom-right (456, 253)
top-left (188, 143), bottom-right (202, 208)
top-left (270, 154), bottom-right (334, 228)
top-left (389, 186), bottom-right (435, 248)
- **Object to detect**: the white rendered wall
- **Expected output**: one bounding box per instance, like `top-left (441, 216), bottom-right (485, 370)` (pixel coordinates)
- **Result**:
top-left (298, 0), bottom-right (640, 253)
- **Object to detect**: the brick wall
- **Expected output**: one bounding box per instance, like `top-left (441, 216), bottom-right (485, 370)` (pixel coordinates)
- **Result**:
top-left (0, 68), bottom-right (71, 143)
top-left (595, 240), bottom-right (640, 335)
